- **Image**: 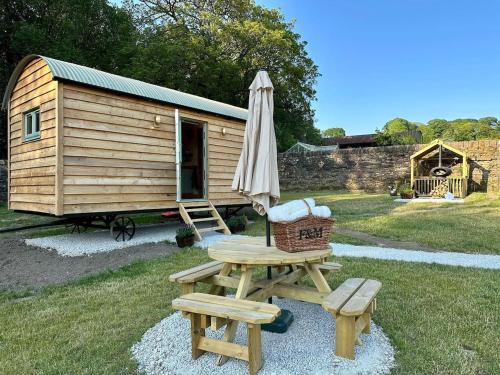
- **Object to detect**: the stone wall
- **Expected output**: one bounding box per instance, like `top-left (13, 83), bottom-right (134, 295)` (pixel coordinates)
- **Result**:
top-left (0, 140), bottom-right (498, 202)
top-left (278, 140), bottom-right (500, 195)
top-left (0, 160), bottom-right (7, 202)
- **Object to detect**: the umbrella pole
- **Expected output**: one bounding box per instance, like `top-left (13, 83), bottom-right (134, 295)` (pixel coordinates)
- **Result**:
top-left (262, 212), bottom-right (294, 333)
top-left (266, 214), bottom-right (272, 303)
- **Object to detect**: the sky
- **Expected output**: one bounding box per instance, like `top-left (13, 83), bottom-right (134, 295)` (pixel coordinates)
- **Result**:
top-left (258, 0), bottom-right (500, 135)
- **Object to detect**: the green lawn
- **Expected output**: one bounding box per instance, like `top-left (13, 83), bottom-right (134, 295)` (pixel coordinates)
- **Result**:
top-left (0, 249), bottom-right (498, 375)
top-left (2, 191), bottom-right (498, 253)
top-left (244, 191), bottom-right (500, 254)
top-left (1, 191), bottom-right (499, 374)
top-left (0, 203), bottom-right (169, 238)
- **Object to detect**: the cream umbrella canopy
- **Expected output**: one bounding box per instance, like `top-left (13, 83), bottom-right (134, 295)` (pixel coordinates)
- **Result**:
top-left (233, 70), bottom-right (282, 310)
top-left (232, 70), bottom-right (280, 215)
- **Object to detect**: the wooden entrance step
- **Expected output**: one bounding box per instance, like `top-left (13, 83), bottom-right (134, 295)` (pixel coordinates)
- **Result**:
top-left (178, 200), bottom-right (231, 241)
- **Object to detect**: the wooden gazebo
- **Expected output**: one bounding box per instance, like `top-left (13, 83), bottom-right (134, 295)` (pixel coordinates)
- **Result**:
top-left (410, 139), bottom-right (468, 198)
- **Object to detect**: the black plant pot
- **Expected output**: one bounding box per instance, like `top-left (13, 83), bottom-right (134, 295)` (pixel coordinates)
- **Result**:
top-left (400, 192), bottom-right (414, 199)
top-left (176, 234), bottom-right (195, 248)
top-left (229, 224), bottom-right (246, 234)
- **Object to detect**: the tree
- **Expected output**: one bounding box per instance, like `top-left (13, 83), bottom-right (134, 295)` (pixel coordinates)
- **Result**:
top-left (418, 124), bottom-right (435, 143)
top-left (375, 118), bottom-right (421, 145)
top-left (0, 0), bottom-right (137, 157)
top-left (442, 119), bottom-right (499, 141)
top-left (125, 0), bottom-right (321, 151)
top-left (383, 118), bottom-right (418, 134)
top-left (1, 0), bottom-right (321, 155)
top-left (377, 117), bottom-right (500, 146)
top-left (322, 127), bottom-right (346, 138)
top-left (427, 119), bottom-right (449, 138)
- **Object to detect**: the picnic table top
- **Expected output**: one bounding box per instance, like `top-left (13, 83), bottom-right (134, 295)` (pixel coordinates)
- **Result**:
top-left (208, 236), bottom-right (331, 265)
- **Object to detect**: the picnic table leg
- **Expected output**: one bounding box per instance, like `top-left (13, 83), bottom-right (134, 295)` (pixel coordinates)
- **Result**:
top-left (209, 263), bottom-right (232, 296)
top-left (209, 263), bottom-right (233, 330)
top-left (190, 313), bottom-right (205, 359)
top-left (216, 266), bottom-right (254, 366)
top-left (247, 323), bottom-right (262, 375)
top-left (304, 263), bottom-right (332, 293)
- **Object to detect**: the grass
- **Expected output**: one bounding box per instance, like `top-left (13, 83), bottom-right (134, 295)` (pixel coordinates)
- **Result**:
top-left (2, 191), bottom-right (498, 253)
top-left (0, 203), bottom-right (53, 230)
top-left (0, 192), bottom-right (499, 373)
top-left (243, 191), bottom-right (500, 254)
top-left (0, 203), bottom-right (171, 238)
top-left (0, 249), bottom-right (498, 375)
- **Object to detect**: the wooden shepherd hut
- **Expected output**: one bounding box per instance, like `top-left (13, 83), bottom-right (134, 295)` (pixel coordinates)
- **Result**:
top-left (2, 55), bottom-right (250, 240)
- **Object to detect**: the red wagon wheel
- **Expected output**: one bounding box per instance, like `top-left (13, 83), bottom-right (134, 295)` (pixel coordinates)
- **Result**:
top-left (110, 216), bottom-right (136, 242)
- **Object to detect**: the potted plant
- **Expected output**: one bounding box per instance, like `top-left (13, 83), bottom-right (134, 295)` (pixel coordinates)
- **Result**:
top-left (398, 183), bottom-right (414, 199)
top-left (227, 215), bottom-right (247, 233)
top-left (175, 224), bottom-right (195, 248)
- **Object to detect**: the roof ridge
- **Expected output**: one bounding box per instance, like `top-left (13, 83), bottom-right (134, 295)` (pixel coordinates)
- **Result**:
top-left (3, 54), bottom-right (247, 121)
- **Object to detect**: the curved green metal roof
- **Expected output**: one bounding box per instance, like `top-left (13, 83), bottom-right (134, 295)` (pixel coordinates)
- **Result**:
top-left (2, 55), bottom-right (248, 121)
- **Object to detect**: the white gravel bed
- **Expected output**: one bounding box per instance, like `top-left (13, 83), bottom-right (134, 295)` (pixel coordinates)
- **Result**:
top-left (332, 243), bottom-right (500, 270)
top-left (27, 226), bottom-right (500, 269)
top-left (131, 298), bottom-right (395, 375)
top-left (394, 198), bottom-right (464, 203)
top-left (25, 223), bottom-right (245, 257)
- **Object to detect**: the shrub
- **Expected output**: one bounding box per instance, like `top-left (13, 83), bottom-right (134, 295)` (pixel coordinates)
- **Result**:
top-left (227, 215), bottom-right (247, 228)
top-left (176, 224), bottom-right (194, 238)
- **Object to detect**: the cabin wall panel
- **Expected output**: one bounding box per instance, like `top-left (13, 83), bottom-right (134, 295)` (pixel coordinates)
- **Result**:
top-left (205, 116), bottom-right (245, 202)
top-left (61, 84), bottom-right (247, 214)
top-left (9, 58), bottom-right (56, 214)
top-left (62, 84), bottom-right (180, 214)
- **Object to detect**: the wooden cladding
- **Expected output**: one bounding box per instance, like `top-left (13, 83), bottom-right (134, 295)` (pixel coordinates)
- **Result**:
top-left (61, 84), bottom-right (246, 214)
top-left (9, 58), bottom-right (57, 214)
top-left (8, 62), bottom-right (247, 216)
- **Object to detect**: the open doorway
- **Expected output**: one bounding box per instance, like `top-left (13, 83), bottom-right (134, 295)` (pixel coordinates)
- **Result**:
top-left (179, 120), bottom-right (207, 200)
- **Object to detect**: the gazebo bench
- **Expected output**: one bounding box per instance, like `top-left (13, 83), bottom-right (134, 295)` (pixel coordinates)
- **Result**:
top-left (322, 278), bottom-right (382, 359)
top-left (172, 293), bottom-right (281, 375)
top-left (169, 261), bottom-right (224, 294)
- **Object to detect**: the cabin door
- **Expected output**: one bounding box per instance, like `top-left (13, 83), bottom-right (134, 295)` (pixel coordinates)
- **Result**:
top-left (175, 110), bottom-right (208, 201)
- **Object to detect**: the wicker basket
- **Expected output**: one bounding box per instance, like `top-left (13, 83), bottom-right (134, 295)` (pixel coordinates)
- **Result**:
top-left (271, 200), bottom-right (335, 252)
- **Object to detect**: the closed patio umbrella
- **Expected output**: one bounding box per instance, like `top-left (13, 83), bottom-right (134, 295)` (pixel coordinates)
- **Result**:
top-left (233, 71), bottom-right (293, 332)
top-left (232, 70), bottom-right (280, 216)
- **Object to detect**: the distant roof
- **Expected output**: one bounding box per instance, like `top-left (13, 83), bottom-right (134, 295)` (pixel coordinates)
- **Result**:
top-left (410, 139), bottom-right (467, 160)
top-left (2, 55), bottom-right (248, 121)
top-left (283, 142), bottom-right (339, 154)
top-left (322, 134), bottom-right (376, 146)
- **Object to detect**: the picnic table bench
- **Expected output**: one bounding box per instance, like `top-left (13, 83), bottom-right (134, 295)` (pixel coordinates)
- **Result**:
top-left (172, 293), bottom-right (281, 375)
top-left (323, 278), bottom-right (382, 359)
top-left (169, 260), bottom-right (224, 295)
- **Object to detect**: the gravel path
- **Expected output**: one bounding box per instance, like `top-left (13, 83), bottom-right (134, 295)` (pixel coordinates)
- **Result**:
top-left (332, 243), bottom-right (500, 270)
top-left (132, 298), bottom-right (395, 375)
top-left (25, 223), bottom-right (246, 257)
top-left (26, 225), bottom-right (500, 269)
top-left (394, 197), bottom-right (464, 203)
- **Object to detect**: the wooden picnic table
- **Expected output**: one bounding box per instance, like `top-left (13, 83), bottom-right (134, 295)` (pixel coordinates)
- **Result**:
top-left (171, 236), bottom-right (382, 364)
top-left (206, 236), bottom-right (334, 364)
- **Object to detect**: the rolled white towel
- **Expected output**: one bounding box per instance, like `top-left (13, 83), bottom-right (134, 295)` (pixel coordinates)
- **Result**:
top-left (268, 199), bottom-right (332, 222)
top-left (269, 205), bottom-right (332, 222)
top-left (268, 198), bottom-right (315, 222)
top-left (311, 206), bottom-right (332, 218)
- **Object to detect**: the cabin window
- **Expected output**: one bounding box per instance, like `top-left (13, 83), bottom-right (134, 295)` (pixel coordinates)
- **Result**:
top-left (24, 108), bottom-right (40, 141)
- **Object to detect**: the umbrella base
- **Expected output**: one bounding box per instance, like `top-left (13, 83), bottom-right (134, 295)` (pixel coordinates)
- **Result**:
top-left (262, 309), bottom-right (294, 333)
